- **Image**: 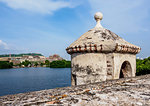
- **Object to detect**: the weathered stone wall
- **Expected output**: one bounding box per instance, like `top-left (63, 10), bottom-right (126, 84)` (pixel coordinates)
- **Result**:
top-left (113, 53), bottom-right (136, 79)
top-left (71, 53), bottom-right (107, 85)
top-left (66, 12), bottom-right (140, 86)
top-left (106, 53), bottom-right (114, 80)
top-left (71, 52), bottom-right (136, 85)
top-left (0, 74), bottom-right (150, 106)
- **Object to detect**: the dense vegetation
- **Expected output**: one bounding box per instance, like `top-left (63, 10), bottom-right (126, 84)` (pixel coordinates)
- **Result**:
top-left (0, 61), bottom-right (13, 69)
top-left (21, 60), bottom-right (31, 67)
top-left (136, 57), bottom-right (150, 76)
top-left (1, 56), bottom-right (150, 76)
top-left (0, 53), bottom-right (43, 57)
top-left (45, 60), bottom-right (50, 67)
top-left (50, 60), bottom-right (71, 68)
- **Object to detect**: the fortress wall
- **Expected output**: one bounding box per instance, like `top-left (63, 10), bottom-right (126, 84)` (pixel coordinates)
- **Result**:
top-left (0, 74), bottom-right (150, 106)
top-left (71, 53), bottom-right (107, 85)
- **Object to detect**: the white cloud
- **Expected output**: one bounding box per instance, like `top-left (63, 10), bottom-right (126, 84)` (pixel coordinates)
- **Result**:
top-left (0, 40), bottom-right (9, 50)
top-left (0, 0), bottom-right (74, 14)
top-left (0, 40), bottom-right (26, 54)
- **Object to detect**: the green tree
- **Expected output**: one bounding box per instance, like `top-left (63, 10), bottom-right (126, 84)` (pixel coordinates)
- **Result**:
top-left (50, 60), bottom-right (71, 68)
top-left (0, 61), bottom-right (13, 69)
top-left (22, 60), bottom-right (31, 67)
top-left (136, 57), bottom-right (150, 76)
top-left (45, 60), bottom-right (50, 67)
top-left (34, 62), bottom-right (38, 67)
top-left (65, 61), bottom-right (71, 68)
top-left (40, 63), bottom-right (44, 67)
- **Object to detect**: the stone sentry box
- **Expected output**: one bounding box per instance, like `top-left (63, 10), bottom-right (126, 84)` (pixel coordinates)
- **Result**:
top-left (66, 12), bottom-right (141, 86)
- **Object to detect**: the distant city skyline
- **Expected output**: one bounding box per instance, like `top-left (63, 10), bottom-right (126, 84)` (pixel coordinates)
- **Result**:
top-left (0, 0), bottom-right (150, 59)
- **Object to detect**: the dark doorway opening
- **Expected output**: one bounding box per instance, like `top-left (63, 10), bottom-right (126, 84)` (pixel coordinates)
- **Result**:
top-left (120, 69), bottom-right (124, 78)
top-left (120, 61), bottom-right (132, 78)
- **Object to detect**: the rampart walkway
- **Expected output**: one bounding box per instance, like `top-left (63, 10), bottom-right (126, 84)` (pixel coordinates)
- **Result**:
top-left (0, 74), bottom-right (150, 106)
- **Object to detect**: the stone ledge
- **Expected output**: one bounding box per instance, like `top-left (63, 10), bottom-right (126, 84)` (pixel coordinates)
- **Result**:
top-left (0, 74), bottom-right (150, 106)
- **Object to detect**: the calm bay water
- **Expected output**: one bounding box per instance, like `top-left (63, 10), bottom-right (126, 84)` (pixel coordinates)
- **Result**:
top-left (0, 67), bottom-right (71, 96)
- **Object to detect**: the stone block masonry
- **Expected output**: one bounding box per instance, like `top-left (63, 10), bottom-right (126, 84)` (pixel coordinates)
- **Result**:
top-left (66, 12), bottom-right (141, 85)
top-left (0, 74), bottom-right (150, 106)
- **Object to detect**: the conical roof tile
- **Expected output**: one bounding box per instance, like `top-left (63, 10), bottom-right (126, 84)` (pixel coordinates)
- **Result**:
top-left (66, 12), bottom-right (141, 54)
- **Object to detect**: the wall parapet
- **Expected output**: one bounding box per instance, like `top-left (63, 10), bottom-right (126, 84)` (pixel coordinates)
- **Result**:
top-left (0, 74), bottom-right (150, 106)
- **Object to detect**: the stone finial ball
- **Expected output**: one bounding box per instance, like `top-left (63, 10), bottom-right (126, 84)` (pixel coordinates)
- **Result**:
top-left (94, 12), bottom-right (103, 21)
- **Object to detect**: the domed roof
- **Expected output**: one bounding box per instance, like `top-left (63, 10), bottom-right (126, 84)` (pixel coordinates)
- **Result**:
top-left (66, 12), bottom-right (141, 54)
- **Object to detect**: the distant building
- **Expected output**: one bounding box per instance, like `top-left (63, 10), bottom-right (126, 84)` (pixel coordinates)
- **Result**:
top-left (11, 60), bottom-right (21, 65)
top-left (0, 57), bottom-right (10, 61)
top-left (49, 54), bottom-right (63, 62)
top-left (0, 53), bottom-right (64, 64)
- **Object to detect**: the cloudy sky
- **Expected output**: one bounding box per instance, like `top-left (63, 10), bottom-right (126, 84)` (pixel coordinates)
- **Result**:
top-left (0, 0), bottom-right (150, 59)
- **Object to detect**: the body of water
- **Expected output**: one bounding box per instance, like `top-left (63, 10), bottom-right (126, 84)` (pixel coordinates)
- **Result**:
top-left (0, 67), bottom-right (71, 96)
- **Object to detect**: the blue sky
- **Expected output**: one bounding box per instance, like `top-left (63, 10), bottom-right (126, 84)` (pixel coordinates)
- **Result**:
top-left (0, 0), bottom-right (150, 60)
